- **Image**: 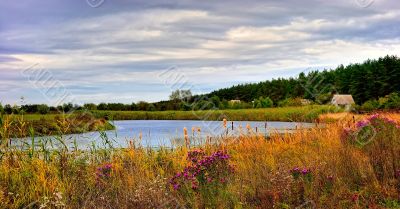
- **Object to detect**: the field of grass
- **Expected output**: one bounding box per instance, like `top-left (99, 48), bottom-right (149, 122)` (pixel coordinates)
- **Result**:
top-left (0, 112), bottom-right (399, 208)
top-left (92, 105), bottom-right (341, 122)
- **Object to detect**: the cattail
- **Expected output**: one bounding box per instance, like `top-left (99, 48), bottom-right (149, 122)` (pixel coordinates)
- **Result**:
top-left (139, 132), bottom-right (142, 140)
top-left (191, 127), bottom-right (195, 135)
top-left (223, 118), bottom-right (227, 128)
top-left (184, 127), bottom-right (189, 147)
top-left (197, 127), bottom-right (201, 133)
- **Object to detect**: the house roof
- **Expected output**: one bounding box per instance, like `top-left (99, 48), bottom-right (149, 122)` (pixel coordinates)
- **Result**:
top-left (331, 94), bottom-right (355, 105)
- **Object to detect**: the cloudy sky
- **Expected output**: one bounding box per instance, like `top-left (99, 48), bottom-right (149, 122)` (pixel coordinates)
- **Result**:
top-left (0, 0), bottom-right (399, 105)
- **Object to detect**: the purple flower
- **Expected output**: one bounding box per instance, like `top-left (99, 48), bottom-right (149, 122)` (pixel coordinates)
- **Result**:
top-left (301, 168), bottom-right (309, 175)
top-left (368, 114), bottom-right (379, 121)
top-left (173, 183), bottom-right (180, 190)
top-left (356, 120), bottom-right (369, 128)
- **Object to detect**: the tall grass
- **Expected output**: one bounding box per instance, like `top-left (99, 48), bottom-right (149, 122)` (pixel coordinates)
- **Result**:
top-left (0, 113), bottom-right (399, 208)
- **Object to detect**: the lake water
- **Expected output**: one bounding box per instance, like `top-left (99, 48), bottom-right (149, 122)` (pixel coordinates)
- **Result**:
top-left (13, 120), bottom-right (314, 150)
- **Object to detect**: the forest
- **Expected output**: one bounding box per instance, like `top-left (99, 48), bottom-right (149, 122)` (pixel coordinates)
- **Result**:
top-left (205, 55), bottom-right (400, 105)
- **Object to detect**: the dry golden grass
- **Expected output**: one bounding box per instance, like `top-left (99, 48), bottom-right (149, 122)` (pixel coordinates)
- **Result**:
top-left (0, 113), bottom-right (399, 208)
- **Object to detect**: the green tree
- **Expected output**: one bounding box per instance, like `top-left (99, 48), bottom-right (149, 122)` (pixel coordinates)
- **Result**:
top-left (260, 97), bottom-right (273, 108)
top-left (130, 102), bottom-right (138, 111)
top-left (210, 96), bottom-right (221, 108)
top-left (4, 104), bottom-right (12, 114)
top-left (97, 103), bottom-right (108, 110)
top-left (37, 104), bottom-right (50, 114)
top-left (84, 103), bottom-right (97, 110)
top-left (137, 101), bottom-right (150, 111)
top-left (0, 103), bottom-right (3, 114)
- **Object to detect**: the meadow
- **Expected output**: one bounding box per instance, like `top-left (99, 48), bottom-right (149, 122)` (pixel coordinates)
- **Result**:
top-left (0, 112), bottom-right (399, 208)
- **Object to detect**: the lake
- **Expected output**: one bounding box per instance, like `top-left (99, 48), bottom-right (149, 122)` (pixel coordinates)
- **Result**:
top-left (13, 120), bottom-right (315, 150)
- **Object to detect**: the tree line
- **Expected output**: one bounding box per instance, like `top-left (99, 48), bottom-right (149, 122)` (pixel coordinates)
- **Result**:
top-left (205, 55), bottom-right (400, 105)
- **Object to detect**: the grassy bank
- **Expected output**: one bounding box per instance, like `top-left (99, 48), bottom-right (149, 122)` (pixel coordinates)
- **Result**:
top-left (92, 105), bottom-right (341, 122)
top-left (0, 113), bottom-right (399, 208)
top-left (0, 113), bottom-right (114, 138)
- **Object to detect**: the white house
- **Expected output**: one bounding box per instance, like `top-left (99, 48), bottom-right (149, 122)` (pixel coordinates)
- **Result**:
top-left (331, 94), bottom-right (355, 108)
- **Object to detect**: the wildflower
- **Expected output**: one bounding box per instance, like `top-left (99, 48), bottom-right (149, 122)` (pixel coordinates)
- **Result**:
top-left (383, 118), bottom-right (396, 124)
top-left (351, 193), bottom-right (359, 202)
top-left (173, 183), bottom-right (180, 190)
top-left (356, 120), bottom-right (369, 128)
top-left (175, 172), bottom-right (182, 178)
top-left (368, 114), bottom-right (379, 121)
top-left (301, 168), bottom-right (310, 175)
top-left (95, 163), bottom-right (113, 185)
top-left (170, 149), bottom-right (233, 191)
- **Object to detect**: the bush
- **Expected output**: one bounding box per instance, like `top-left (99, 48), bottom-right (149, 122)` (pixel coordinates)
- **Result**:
top-left (254, 97), bottom-right (274, 108)
top-left (360, 99), bottom-right (380, 112)
top-left (384, 92), bottom-right (400, 109)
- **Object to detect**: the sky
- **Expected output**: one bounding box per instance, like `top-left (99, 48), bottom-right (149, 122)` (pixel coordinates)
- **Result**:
top-left (0, 0), bottom-right (400, 105)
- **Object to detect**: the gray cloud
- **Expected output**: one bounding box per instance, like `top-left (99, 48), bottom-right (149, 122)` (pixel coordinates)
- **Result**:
top-left (0, 0), bottom-right (399, 104)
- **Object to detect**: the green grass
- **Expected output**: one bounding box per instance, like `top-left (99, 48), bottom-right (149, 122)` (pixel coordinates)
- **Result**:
top-left (2, 113), bottom-right (114, 138)
top-left (91, 105), bottom-right (342, 122)
top-left (14, 114), bottom-right (59, 121)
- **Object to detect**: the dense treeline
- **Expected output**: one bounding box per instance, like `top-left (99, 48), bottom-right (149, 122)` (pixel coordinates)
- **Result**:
top-left (206, 55), bottom-right (400, 105)
top-left (1, 55), bottom-right (399, 114)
